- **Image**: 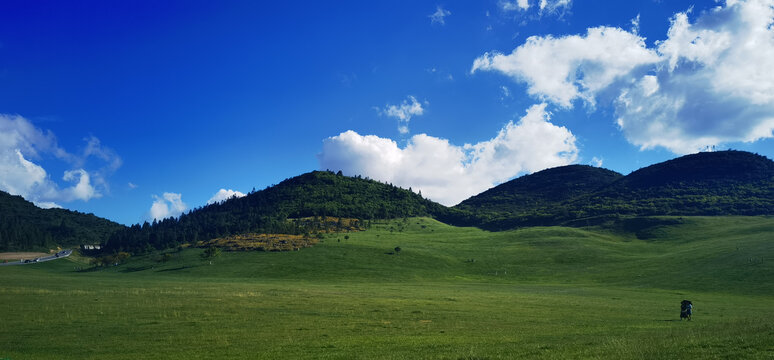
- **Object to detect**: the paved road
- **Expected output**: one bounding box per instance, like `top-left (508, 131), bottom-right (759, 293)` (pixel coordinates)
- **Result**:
top-left (0, 249), bottom-right (72, 266)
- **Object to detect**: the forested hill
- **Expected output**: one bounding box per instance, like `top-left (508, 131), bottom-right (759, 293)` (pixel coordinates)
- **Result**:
top-left (456, 165), bottom-right (623, 214)
top-left (0, 191), bottom-right (125, 251)
top-left (104, 171), bottom-right (458, 253)
top-left (457, 150), bottom-right (774, 230)
top-left (574, 150), bottom-right (774, 218)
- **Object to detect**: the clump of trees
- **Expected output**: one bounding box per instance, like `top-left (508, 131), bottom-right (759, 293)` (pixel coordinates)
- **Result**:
top-left (201, 246), bottom-right (221, 259)
top-left (90, 252), bottom-right (131, 267)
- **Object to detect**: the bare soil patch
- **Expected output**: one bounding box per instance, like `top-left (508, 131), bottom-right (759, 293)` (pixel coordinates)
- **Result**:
top-left (0, 252), bottom-right (48, 260)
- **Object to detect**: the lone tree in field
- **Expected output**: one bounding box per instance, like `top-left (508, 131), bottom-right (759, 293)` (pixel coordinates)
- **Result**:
top-left (394, 246), bottom-right (401, 255)
top-left (201, 246), bottom-right (221, 259)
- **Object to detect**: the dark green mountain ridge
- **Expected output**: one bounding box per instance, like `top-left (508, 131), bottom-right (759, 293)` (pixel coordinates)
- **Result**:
top-left (460, 150), bottom-right (774, 230)
top-left (0, 191), bottom-right (124, 251)
top-left (456, 164), bottom-right (623, 215)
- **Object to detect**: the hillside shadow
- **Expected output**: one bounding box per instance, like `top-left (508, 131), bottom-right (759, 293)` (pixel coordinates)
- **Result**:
top-left (156, 266), bottom-right (195, 272)
top-left (121, 265), bottom-right (153, 273)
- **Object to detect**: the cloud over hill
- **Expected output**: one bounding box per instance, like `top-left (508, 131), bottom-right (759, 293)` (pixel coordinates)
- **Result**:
top-left (318, 104), bottom-right (577, 205)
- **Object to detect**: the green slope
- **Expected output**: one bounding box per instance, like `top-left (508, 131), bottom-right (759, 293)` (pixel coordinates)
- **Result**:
top-left (84, 216), bottom-right (774, 294)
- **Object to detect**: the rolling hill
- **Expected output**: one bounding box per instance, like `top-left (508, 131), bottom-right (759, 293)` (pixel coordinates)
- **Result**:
top-left (454, 165), bottom-right (624, 228)
top-left (103, 170), bottom-right (463, 253)
top-left (455, 150), bottom-right (774, 230)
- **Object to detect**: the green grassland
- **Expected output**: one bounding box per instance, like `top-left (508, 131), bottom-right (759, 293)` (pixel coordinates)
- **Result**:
top-left (1, 217), bottom-right (773, 359)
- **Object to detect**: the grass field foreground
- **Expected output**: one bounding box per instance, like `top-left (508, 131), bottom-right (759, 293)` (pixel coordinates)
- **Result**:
top-left (1, 216), bottom-right (772, 359)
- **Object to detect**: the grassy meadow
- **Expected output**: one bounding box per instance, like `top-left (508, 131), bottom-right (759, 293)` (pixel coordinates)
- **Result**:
top-left (1, 217), bottom-right (773, 359)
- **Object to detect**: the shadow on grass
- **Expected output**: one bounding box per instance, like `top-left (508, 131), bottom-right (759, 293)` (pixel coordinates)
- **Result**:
top-left (121, 265), bottom-right (154, 273)
top-left (156, 266), bottom-right (196, 272)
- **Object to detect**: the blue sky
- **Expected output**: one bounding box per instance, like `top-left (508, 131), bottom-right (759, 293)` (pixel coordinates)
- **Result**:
top-left (1, 0), bottom-right (773, 225)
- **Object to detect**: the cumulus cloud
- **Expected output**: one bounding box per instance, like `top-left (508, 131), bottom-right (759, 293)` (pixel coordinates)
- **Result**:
top-left (0, 149), bottom-right (54, 205)
top-left (61, 169), bottom-right (99, 202)
top-left (429, 6), bottom-right (451, 25)
top-left (472, 27), bottom-right (659, 108)
top-left (617, 0), bottom-right (774, 153)
top-left (207, 188), bottom-right (246, 205)
top-left (380, 96), bottom-right (426, 134)
top-left (0, 114), bottom-right (119, 207)
top-left (319, 103), bottom-right (577, 205)
top-left (474, 0), bottom-right (774, 154)
top-left (149, 192), bottom-right (187, 221)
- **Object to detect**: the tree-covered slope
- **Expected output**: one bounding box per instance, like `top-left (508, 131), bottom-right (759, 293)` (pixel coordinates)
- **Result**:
top-left (572, 150), bottom-right (774, 218)
top-left (455, 151), bottom-right (774, 230)
top-left (456, 165), bottom-right (622, 214)
top-left (0, 190), bottom-right (125, 251)
top-left (105, 171), bottom-right (460, 253)
top-left (453, 165), bottom-right (624, 229)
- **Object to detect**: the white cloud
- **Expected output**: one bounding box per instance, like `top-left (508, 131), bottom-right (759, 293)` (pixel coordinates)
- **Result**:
top-left (381, 96), bottom-right (426, 134)
top-left (429, 6), bottom-right (451, 25)
top-left (631, 14), bottom-right (641, 33)
top-left (319, 103), bottom-right (578, 205)
top-left (500, 0), bottom-right (530, 11)
top-left (36, 202), bottom-right (62, 209)
top-left (617, 0), bottom-right (774, 153)
top-left (207, 188), bottom-right (246, 205)
top-left (474, 0), bottom-right (774, 154)
top-left (0, 114), bottom-right (119, 207)
top-left (539, 0), bottom-right (572, 13)
top-left (590, 157), bottom-right (603, 167)
top-left (0, 149), bottom-right (55, 207)
top-left (500, 0), bottom-right (570, 13)
top-left (500, 85), bottom-right (512, 101)
top-left (62, 169), bottom-right (99, 201)
top-left (149, 192), bottom-right (187, 221)
top-left (471, 27), bottom-right (660, 108)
